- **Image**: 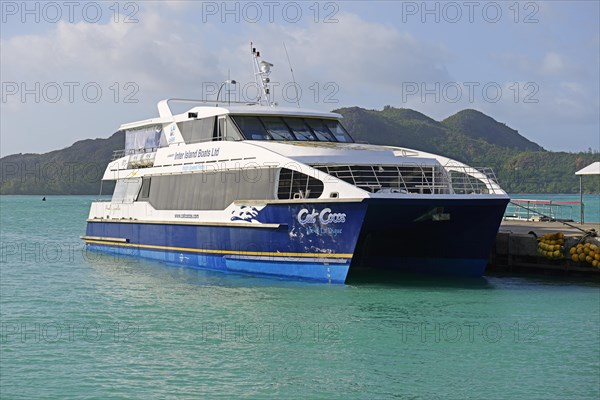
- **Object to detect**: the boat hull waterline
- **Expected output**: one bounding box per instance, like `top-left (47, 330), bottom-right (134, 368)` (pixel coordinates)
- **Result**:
top-left (84, 197), bottom-right (509, 283)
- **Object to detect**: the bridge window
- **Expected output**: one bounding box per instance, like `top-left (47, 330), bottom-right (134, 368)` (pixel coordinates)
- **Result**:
top-left (231, 116), bottom-right (353, 143)
top-left (177, 117), bottom-right (216, 144)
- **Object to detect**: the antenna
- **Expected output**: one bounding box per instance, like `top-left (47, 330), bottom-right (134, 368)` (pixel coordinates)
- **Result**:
top-left (283, 42), bottom-right (300, 108)
top-left (250, 42), bottom-right (274, 106)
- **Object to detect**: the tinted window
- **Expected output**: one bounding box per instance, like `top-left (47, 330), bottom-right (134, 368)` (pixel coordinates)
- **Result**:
top-left (284, 118), bottom-right (316, 141)
top-left (305, 119), bottom-right (337, 141)
top-left (231, 116), bottom-right (353, 143)
top-left (277, 169), bottom-right (324, 199)
top-left (144, 169), bottom-right (277, 210)
top-left (324, 120), bottom-right (353, 142)
top-left (178, 118), bottom-right (215, 144)
top-left (233, 116), bottom-right (270, 140)
top-left (139, 177), bottom-right (151, 199)
top-left (261, 117), bottom-right (295, 140)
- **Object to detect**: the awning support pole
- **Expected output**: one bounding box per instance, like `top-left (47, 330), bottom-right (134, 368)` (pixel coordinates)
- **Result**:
top-left (579, 175), bottom-right (584, 224)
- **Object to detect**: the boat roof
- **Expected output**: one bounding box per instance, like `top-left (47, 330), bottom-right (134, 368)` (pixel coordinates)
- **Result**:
top-left (120, 99), bottom-right (341, 130)
top-left (190, 104), bottom-right (342, 119)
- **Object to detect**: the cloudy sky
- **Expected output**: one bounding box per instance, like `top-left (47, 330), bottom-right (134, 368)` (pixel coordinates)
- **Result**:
top-left (1, 1), bottom-right (598, 156)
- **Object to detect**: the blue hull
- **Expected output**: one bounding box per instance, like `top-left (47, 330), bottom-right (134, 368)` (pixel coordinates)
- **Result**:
top-left (350, 198), bottom-right (509, 277)
top-left (86, 244), bottom-right (351, 283)
top-left (84, 197), bottom-right (508, 283)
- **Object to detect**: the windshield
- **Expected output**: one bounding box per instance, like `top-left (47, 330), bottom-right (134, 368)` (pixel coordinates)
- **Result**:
top-left (231, 116), bottom-right (354, 143)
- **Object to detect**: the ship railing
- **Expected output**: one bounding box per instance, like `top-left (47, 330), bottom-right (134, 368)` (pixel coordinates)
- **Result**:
top-left (112, 149), bottom-right (125, 160)
top-left (112, 147), bottom-right (160, 160)
top-left (504, 199), bottom-right (576, 222)
top-left (313, 164), bottom-right (452, 194)
top-left (446, 166), bottom-right (502, 194)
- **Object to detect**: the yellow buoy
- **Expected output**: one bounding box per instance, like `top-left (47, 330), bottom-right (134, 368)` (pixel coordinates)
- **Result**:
top-left (586, 256), bottom-right (593, 264)
top-left (553, 250), bottom-right (561, 258)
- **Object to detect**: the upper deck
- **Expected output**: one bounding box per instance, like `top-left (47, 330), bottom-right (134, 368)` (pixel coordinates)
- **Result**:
top-left (121, 99), bottom-right (343, 130)
top-left (116, 99), bottom-right (357, 160)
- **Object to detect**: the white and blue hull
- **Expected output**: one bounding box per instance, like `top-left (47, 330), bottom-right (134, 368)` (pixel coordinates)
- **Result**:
top-left (84, 86), bottom-right (510, 284)
top-left (84, 197), bottom-right (509, 283)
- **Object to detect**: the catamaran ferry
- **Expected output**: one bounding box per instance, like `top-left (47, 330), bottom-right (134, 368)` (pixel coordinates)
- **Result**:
top-left (83, 46), bottom-right (509, 283)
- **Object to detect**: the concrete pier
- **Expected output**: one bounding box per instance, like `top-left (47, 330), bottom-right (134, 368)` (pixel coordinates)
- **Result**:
top-left (488, 220), bottom-right (600, 276)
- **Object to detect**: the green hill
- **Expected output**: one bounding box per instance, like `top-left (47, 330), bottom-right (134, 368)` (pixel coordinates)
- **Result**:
top-left (442, 109), bottom-right (543, 151)
top-left (337, 106), bottom-right (516, 164)
top-left (1, 107), bottom-right (598, 194)
top-left (334, 106), bottom-right (597, 193)
top-left (0, 132), bottom-right (122, 195)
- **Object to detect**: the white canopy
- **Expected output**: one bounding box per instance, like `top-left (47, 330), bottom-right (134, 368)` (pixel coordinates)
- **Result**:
top-left (575, 162), bottom-right (600, 176)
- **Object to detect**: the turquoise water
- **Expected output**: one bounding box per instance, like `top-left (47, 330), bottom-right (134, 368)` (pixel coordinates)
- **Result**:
top-left (509, 193), bottom-right (600, 223)
top-left (1, 196), bottom-right (599, 399)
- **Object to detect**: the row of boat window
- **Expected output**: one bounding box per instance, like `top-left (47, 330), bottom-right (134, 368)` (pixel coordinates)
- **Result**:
top-left (177, 117), bottom-right (242, 144)
top-left (144, 116), bottom-right (354, 147)
top-left (112, 168), bottom-right (323, 210)
top-left (111, 163), bottom-right (457, 209)
top-left (230, 116), bottom-right (354, 143)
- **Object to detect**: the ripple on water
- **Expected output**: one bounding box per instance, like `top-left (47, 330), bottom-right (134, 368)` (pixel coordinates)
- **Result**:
top-left (1, 196), bottom-right (599, 399)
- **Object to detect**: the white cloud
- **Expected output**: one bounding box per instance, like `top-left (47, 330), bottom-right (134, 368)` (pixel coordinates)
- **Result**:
top-left (541, 52), bottom-right (566, 74)
top-left (1, 10), bottom-right (222, 94)
top-left (560, 81), bottom-right (585, 95)
top-left (245, 13), bottom-right (451, 87)
top-left (491, 52), bottom-right (535, 72)
top-left (0, 9), bottom-right (452, 154)
top-left (207, 12), bottom-right (454, 111)
top-left (3, 9), bottom-right (454, 111)
top-left (492, 51), bottom-right (574, 77)
top-left (1, 4), bottom-right (597, 155)
top-left (0, 9), bottom-right (224, 155)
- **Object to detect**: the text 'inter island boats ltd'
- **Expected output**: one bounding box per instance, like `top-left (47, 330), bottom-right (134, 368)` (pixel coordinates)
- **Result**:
top-left (83, 46), bottom-right (510, 283)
